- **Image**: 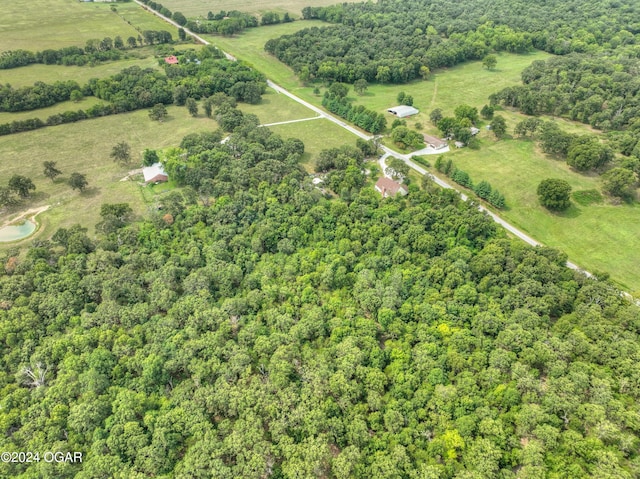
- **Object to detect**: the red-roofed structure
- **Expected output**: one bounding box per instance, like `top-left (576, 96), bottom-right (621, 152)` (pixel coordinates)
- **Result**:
top-left (164, 55), bottom-right (179, 65)
top-left (375, 177), bottom-right (408, 197)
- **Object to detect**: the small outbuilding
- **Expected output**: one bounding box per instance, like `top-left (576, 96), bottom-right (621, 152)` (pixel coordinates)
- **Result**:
top-left (423, 134), bottom-right (447, 150)
top-left (387, 105), bottom-right (419, 118)
top-left (470, 127), bottom-right (480, 135)
top-left (164, 55), bottom-right (179, 65)
top-left (143, 163), bottom-right (168, 184)
top-left (455, 141), bottom-right (465, 148)
top-left (375, 177), bottom-right (408, 197)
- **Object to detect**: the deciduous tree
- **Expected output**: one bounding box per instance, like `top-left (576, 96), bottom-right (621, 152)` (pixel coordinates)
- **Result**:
top-left (537, 178), bottom-right (572, 210)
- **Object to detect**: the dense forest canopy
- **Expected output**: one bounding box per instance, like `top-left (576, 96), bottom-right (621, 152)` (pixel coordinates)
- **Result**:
top-left (265, 0), bottom-right (640, 84)
top-left (2, 106), bottom-right (640, 478)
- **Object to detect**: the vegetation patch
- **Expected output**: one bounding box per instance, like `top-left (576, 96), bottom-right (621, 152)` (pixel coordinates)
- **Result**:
top-left (572, 189), bottom-right (604, 206)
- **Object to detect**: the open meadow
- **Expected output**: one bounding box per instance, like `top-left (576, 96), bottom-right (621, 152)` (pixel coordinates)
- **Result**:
top-left (0, 0), bottom-right (177, 51)
top-left (438, 111), bottom-right (640, 292)
top-left (268, 118), bottom-right (359, 171)
top-left (0, 56), bottom-right (161, 88)
top-left (0, 106), bottom-right (217, 245)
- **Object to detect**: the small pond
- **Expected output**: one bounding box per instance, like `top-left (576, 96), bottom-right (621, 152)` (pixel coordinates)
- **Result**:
top-left (0, 219), bottom-right (37, 242)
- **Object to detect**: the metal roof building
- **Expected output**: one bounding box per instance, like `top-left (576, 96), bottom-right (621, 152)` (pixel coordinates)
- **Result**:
top-left (387, 105), bottom-right (419, 118)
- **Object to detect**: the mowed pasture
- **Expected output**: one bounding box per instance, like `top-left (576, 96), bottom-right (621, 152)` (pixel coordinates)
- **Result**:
top-left (154, 0), bottom-right (357, 18)
top-left (205, 21), bottom-right (327, 89)
top-left (0, 1), bottom-right (176, 51)
top-left (0, 107), bottom-right (217, 244)
top-left (439, 111), bottom-right (640, 292)
top-left (0, 56), bottom-right (161, 88)
top-left (348, 51), bottom-right (553, 132)
top-left (268, 118), bottom-right (359, 172)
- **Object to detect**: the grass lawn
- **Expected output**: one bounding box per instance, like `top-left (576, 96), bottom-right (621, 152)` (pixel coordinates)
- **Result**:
top-left (0, 107), bottom-right (217, 245)
top-left (440, 121), bottom-right (640, 292)
top-left (348, 51), bottom-right (552, 135)
top-left (0, 57), bottom-right (161, 88)
top-left (204, 21), bottom-right (326, 90)
top-left (155, 0), bottom-right (358, 18)
top-left (267, 118), bottom-right (359, 172)
top-left (0, 1), bottom-right (176, 51)
top-left (238, 89), bottom-right (319, 124)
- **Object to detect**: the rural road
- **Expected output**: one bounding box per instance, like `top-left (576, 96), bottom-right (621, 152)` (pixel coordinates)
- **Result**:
top-left (138, 4), bottom-right (605, 287)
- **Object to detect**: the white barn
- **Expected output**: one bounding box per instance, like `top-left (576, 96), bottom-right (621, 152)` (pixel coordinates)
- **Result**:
top-left (387, 105), bottom-right (419, 118)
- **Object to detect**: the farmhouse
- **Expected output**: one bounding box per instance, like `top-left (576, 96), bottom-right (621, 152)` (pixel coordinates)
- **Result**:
top-left (423, 134), bottom-right (447, 150)
top-left (387, 105), bottom-right (419, 118)
top-left (375, 177), bottom-right (408, 197)
top-left (143, 163), bottom-right (168, 184)
top-left (164, 55), bottom-right (179, 65)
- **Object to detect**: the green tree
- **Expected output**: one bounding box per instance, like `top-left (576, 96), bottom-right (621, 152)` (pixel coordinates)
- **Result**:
top-left (149, 103), bottom-right (168, 122)
top-left (43, 161), bottom-right (62, 182)
top-left (172, 11), bottom-right (187, 26)
top-left (143, 149), bottom-right (160, 167)
top-left (354, 78), bottom-right (368, 95)
top-left (8, 175), bottom-right (35, 198)
top-left (0, 186), bottom-right (16, 207)
top-left (178, 28), bottom-right (186, 41)
top-left (601, 167), bottom-right (637, 198)
top-left (70, 89), bottom-right (83, 102)
top-left (69, 172), bottom-right (88, 192)
top-left (537, 178), bottom-right (572, 210)
top-left (483, 54), bottom-right (498, 70)
top-left (567, 136), bottom-right (612, 170)
top-left (386, 157), bottom-right (410, 181)
top-left (127, 36), bottom-right (138, 48)
top-left (480, 104), bottom-right (494, 120)
top-left (419, 65), bottom-right (431, 80)
top-left (430, 108), bottom-right (443, 125)
top-left (110, 141), bottom-right (131, 166)
top-left (490, 115), bottom-right (507, 138)
top-left (454, 104), bottom-right (479, 124)
top-left (186, 98), bottom-right (198, 117)
top-left (97, 203), bottom-right (133, 234)
top-left (329, 82), bottom-right (349, 98)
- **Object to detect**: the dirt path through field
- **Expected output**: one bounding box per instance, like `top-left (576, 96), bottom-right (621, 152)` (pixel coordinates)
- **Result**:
top-left (1, 205), bottom-right (50, 228)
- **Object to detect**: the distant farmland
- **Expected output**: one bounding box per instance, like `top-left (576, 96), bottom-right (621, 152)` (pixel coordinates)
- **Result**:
top-left (154, 0), bottom-right (358, 18)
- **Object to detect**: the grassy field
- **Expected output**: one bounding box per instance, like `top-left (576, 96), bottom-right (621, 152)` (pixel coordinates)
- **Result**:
top-left (237, 89), bottom-right (319, 124)
top-left (439, 111), bottom-right (640, 292)
top-left (0, 1), bottom-right (176, 51)
top-left (0, 56), bottom-right (160, 88)
top-left (268, 118), bottom-right (359, 172)
top-left (205, 21), bottom-right (326, 90)
top-left (347, 51), bottom-right (552, 135)
top-left (155, 0), bottom-right (357, 18)
top-left (0, 107), bottom-right (217, 245)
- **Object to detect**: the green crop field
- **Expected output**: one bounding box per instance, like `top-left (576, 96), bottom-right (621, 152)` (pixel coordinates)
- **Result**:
top-left (0, 1), bottom-right (176, 51)
top-left (0, 107), bottom-right (217, 244)
top-left (154, 0), bottom-right (357, 18)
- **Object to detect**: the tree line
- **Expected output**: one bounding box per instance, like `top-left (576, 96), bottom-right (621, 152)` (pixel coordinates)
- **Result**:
top-left (265, 0), bottom-right (640, 85)
top-left (0, 32), bottom-right (174, 70)
top-left (0, 52), bottom-right (266, 136)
